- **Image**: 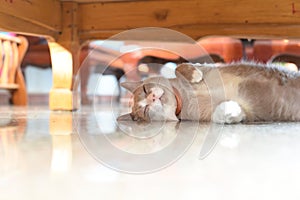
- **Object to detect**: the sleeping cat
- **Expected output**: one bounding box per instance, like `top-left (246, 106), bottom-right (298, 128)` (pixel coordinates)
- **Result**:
top-left (118, 62), bottom-right (300, 124)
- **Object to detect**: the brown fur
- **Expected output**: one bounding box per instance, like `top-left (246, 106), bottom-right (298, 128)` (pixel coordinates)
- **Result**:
top-left (196, 63), bottom-right (300, 122)
top-left (119, 62), bottom-right (300, 123)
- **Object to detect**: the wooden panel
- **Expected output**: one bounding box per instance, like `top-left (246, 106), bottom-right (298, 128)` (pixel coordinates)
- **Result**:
top-left (79, 24), bottom-right (300, 41)
top-left (0, 13), bottom-right (59, 38)
top-left (178, 24), bottom-right (300, 39)
top-left (78, 0), bottom-right (300, 40)
top-left (60, 0), bottom-right (133, 2)
top-left (57, 2), bottom-right (80, 74)
top-left (65, 0), bottom-right (182, 3)
top-left (58, 2), bottom-right (79, 43)
top-left (0, 0), bottom-right (61, 36)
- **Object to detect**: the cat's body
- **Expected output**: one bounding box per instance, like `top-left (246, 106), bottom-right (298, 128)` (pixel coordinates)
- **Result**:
top-left (119, 62), bottom-right (300, 124)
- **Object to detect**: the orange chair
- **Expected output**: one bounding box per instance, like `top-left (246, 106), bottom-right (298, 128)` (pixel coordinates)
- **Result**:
top-left (197, 37), bottom-right (244, 63)
top-left (253, 39), bottom-right (300, 63)
top-left (0, 34), bottom-right (28, 105)
top-left (21, 36), bottom-right (51, 69)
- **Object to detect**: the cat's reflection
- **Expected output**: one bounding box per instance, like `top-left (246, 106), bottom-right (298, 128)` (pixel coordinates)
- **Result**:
top-left (111, 121), bottom-right (179, 154)
top-left (100, 120), bottom-right (203, 155)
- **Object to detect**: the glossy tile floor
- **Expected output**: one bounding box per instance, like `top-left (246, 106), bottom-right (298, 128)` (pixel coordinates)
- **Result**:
top-left (1, 105), bottom-right (300, 200)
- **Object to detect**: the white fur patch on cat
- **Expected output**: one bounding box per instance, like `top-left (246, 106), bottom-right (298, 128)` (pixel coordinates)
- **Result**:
top-left (164, 105), bottom-right (179, 121)
top-left (191, 69), bottom-right (203, 83)
top-left (150, 87), bottom-right (164, 98)
top-left (212, 101), bottom-right (245, 124)
top-left (138, 99), bottom-right (148, 107)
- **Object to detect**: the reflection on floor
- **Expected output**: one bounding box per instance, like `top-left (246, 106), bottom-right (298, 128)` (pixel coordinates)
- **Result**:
top-left (1, 105), bottom-right (300, 200)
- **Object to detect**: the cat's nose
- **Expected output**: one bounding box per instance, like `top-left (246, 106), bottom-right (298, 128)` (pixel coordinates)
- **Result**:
top-left (147, 87), bottom-right (164, 103)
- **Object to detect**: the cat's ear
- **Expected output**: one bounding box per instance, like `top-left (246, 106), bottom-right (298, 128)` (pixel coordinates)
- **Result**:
top-left (120, 81), bottom-right (142, 92)
top-left (117, 113), bottom-right (133, 121)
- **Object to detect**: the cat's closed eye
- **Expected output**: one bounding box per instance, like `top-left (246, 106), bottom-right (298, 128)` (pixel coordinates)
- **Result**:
top-left (143, 85), bottom-right (147, 94)
top-left (143, 105), bottom-right (149, 117)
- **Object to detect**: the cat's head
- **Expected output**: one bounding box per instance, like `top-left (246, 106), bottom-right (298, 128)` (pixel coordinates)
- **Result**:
top-left (118, 76), bottom-right (179, 122)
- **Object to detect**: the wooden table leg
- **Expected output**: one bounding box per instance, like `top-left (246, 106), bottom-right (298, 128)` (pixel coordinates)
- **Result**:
top-left (48, 42), bottom-right (78, 111)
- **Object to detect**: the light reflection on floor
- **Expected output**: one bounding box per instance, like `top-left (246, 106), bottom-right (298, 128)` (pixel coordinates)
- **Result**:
top-left (1, 105), bottom-right (300, 200)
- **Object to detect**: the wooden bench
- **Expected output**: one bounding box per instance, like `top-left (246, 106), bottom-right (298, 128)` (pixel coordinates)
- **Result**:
top-left (0, 34), bottom-right (28, 105)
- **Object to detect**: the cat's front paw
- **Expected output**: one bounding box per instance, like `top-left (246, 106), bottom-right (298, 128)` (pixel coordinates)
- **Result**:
top-left (191, 68), bottom-right (203, 83)
top-left (212, 101), bottom-right (245, 124)
top-left (176, 63), bottom-right (203, 83)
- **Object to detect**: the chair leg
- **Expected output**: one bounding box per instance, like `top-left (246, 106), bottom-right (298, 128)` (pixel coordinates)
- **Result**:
top-left (11, 68), bottom-right (27, 106)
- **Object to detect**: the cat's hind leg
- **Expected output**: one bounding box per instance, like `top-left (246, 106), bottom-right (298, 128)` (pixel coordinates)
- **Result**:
top-left (175, 63), bottom-right (203, 83)
top-left (212, 101), bottom-right (246, 124)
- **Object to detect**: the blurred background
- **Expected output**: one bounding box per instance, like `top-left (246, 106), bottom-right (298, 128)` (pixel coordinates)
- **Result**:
top-left (1, 32), bottom-right (300, 106)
